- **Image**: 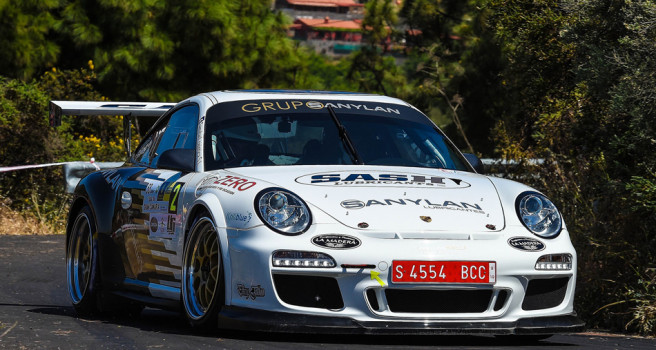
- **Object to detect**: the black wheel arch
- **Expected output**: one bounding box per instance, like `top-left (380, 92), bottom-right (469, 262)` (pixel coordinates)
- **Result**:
top-left (68, 172), bottom-right (117, 237)
top-left (66, 196), bottom-right (92, 243)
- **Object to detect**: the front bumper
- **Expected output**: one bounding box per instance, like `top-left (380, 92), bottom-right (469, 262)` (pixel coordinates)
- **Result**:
top-left (223, 223), bottom-right (579, 332)
top-left (218, 306), bottom-right (584, 335)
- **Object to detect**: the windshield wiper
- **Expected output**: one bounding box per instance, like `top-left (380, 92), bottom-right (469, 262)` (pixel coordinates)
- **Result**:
top-left (327, 105), bottom-right (363, 165)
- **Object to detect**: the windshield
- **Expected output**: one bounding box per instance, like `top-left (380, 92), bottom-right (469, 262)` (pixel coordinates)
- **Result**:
top-left (203, 100), bottom-right (470, 171)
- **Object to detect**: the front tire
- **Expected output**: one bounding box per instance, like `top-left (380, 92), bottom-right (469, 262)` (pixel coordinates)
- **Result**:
top-left (66, 206), bottom-right (101, 316)
top-left (182, 215), bottom-right (223, 329)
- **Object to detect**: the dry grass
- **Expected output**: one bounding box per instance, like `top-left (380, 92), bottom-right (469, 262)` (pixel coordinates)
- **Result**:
top-left (0, 197), bottom-right (63, 235)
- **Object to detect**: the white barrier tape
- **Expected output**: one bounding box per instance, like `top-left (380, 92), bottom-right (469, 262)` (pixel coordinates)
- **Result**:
top-left (0, 158), bottom-right (101, 173)
top-left (0, 162), bottom-right (71, 173)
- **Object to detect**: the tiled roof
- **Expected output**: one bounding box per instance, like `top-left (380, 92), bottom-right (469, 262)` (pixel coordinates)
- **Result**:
top-left (295, 18), bottom-right (362, 30)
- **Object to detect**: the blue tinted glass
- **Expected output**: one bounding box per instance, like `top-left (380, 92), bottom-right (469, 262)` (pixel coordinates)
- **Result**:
top-left (205, 114), bottom-right (351, 169)
top-left (204, 112), bottom-right (468, 171)
top-left (152, 105), bottom-right (199, 167)
top-left (339, 114), bottom-right (468, 170)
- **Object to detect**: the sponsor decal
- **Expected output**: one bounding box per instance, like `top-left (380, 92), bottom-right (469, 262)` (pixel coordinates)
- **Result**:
top-left (196, 176), bottom-right (234, 196)
top-left (143, 201), bottom-right (168, 213)
top-left (149, 213), bottom-right (178, 238)
top-left (140, 170), bottom-right (182, 214)
top-left (196, 175), bottom-right (256, 195)
top-left (340, 198), bottom-right (485, 214)
top-left (237, 284), bottom-right (265, 300)
top-left (312, 234), bottom-right (361, 249)
top-left (296, 172), bottom-right (469, 189)
top-left (508, 237), bottom-right (545, 251)
top-left (196, 117), bottom-right (205, 168)
top-left (120, 223), bottom-right (147, 232)
top-left (241, 101), bottom-right (401, 115)
top-left (341, 200), bottom-right (365, 209)
top-left (101, 169), bottom-right (126, 191)
top-left (225, 212), bottom-right (253, 225)
top-left (150, 217), bottom-right (158, 233)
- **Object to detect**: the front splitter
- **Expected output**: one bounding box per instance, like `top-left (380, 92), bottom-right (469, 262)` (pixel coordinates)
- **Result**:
top-left (217, 306), bottom-right (585, 335)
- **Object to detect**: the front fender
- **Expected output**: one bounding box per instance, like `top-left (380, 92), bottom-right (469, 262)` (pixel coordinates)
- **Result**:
top-left (191, 193), bottom-right (228, 230)
top-left (69, 167), bottom-right (144, 236)
top-left (70, 172), bottom-right (116, 236)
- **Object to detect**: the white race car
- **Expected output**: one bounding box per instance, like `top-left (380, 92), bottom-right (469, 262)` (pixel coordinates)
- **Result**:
top-left (56, 90), bottom-right (584, 337)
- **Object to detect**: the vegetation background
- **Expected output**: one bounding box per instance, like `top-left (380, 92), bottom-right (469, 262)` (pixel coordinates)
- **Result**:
top-left (0, 0), bottom-right (654, 336)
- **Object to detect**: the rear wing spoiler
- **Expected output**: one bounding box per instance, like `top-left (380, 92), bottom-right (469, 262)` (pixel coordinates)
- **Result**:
top-left (49, 100), bottom-right (176, 158)
top-left (49, 101), bottom-right (175, 124)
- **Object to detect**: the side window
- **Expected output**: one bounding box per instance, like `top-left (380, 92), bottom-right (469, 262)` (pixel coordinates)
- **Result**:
top-left (151, 105), bottom-right (199, 168)
top-left (132, 136), bottom-right (153, 164)
top-left (132, 121), bottom-right (168, 166)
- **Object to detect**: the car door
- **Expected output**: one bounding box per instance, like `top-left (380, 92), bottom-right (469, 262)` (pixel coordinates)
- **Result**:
top-left (116, 105), bottom-right (199, 295)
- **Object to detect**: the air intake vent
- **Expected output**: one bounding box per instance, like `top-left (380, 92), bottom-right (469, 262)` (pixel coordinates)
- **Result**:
top-left (366, 289), bottom-right (380, 311)
top-left (522, 277), bottom-right (569, 311)
top-left (273, 274), bottom-right (344, 309)
top-left (385, 289), bottom-right (493, 313)
top-left (494, 290), bottom-right (509, 311)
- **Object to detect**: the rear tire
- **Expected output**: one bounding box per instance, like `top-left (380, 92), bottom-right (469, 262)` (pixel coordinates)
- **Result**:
top-left (182, 215), bottom-right (223, 329)
top-left (66, 206), bottom-right (101, 316)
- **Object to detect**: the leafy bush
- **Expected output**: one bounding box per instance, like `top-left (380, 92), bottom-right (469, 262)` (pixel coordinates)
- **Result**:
top-left (488, 0), bottom-right (656, 336)
top-left (0, 66), bottom-right (124, 233)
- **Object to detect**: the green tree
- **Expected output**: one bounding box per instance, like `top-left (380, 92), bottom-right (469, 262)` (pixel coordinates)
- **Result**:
top-left (0, 0), bottom-right (61, 80)
top-left (486, 0), bottom-right (656, 335)
top-left (0, 1), bottom-right (311, 101)
top-left (564, 0), bottom-right (656, 334)
top-left (398, 0), bottom-right (504, 155)
top-left (55, 0), bottom-right (304, 101)
top-left (348, 0), bottom-right (408, 96)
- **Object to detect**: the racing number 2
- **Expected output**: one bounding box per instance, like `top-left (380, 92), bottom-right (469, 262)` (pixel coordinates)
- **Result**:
top-left (168, 183), bottom-right (183, 213)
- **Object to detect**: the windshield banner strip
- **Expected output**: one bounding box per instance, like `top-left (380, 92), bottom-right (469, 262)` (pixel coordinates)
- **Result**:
top-left (207, 100), bottom-right (430, 125)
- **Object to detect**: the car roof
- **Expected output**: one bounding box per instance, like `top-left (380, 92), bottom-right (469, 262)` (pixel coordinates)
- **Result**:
top-left (198, 90), bottom-right (412, 107)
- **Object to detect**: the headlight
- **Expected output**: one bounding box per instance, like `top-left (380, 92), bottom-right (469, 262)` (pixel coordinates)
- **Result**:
top-left (515, 191), bottom-right (562, 238)
top-left (255, 188), bottom-right (311, 235)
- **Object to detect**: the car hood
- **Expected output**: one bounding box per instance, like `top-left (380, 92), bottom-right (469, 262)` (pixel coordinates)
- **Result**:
top-left (228, 165), bottom-right (505, 233)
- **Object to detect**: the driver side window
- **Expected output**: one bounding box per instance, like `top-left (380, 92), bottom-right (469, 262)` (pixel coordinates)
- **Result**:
top-left (150, 105), bottom-right (199, 168)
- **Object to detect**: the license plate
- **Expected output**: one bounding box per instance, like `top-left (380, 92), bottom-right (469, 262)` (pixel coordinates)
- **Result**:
top-left (392, 261), bottom-right (496, 284)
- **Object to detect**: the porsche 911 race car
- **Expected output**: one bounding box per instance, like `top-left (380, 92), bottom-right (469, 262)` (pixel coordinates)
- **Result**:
top-left (55, 90), bottom-right (584, 336)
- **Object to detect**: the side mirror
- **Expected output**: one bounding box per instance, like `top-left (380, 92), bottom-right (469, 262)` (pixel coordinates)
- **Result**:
top-left (156, 148), bottom-right (196, 172)
top-left (463, 153), bottom-right (484, 174)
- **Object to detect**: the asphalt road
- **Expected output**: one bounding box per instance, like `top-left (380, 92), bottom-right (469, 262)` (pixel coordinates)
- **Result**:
top-left (1, 234), bottom-right (654, 349)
